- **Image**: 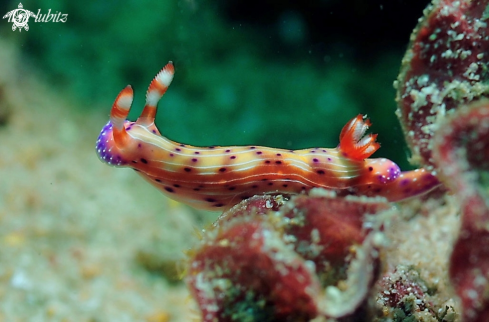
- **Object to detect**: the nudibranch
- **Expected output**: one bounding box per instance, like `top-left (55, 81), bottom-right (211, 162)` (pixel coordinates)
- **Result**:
top-left (96, 62), bottom-right (440, 211)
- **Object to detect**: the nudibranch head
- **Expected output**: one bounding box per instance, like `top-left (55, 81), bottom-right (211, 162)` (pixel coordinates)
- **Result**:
top-left (96, 62), bottom-right (175, 167)
top-left (96, 121), bottom-right (127, 166)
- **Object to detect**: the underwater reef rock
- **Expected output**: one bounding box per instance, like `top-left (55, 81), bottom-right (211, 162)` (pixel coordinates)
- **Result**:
top-left (395, 3), bottom-right (489, 317)
top-left (186, 192), bottom-right (389, 321)
top-left (374, 264), bottom-right (458, 321)
top-left (433, 100), bottom-right (489, 322)
top-left (395, 0), bottom-right (489, 167)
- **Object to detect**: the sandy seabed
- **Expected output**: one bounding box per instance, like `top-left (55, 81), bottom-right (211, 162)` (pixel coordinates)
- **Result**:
top-left (0, 38), bottom-right (461, 322)
top-left (0, 39), bottom-right (211, 322)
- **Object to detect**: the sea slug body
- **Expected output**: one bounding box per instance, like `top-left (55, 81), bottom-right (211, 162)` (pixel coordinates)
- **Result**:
top-left (96, 62), bottom-right (440, 210)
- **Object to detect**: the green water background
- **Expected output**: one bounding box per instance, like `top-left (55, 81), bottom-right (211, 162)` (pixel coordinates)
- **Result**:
top-left (1, 0), bottom-right (430, 170)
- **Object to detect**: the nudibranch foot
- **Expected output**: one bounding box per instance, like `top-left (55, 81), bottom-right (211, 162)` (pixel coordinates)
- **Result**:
top-left (95, 62), bottom-right (441, 211)
top-left (340, 168), bottom-right (440, 202)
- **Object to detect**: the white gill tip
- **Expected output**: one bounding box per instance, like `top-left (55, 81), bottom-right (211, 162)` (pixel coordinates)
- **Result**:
top-left (117, 93), bottom-right (133, 111)
top-left (156, 68), bottom-right (174, 87)
top-left (146, 90), bottom-right (162, 107)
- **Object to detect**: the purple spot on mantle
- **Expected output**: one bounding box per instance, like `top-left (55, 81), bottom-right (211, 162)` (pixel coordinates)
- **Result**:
top-left (388, 165), bottom-right (401, 180)
top-left (400, 179), bottom-right (410, 187)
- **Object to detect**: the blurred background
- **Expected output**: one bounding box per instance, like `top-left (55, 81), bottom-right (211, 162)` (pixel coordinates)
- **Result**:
top-left (2, 0), bottom-right (430, 169)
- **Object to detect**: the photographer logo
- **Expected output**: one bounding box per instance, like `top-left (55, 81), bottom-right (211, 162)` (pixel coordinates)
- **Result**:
top-left (3, 3), bottom-right (68, 32)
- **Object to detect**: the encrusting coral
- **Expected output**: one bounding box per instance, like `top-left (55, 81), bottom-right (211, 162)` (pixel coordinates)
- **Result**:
top-left (395, 0), bottom-right (489, 167)
top-left (433, 100), bottom-right (489, 322)
top-left (396, 0), bottom-right (489, 320)
top-left (186, 192), bottom-right (389, 321)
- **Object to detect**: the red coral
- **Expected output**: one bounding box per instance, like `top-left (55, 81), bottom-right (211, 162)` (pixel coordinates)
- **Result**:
top-left (187, 215), bottom-right (321, 322)
top-left (186, 192), bottom-right (389, 321)
top-left (432, 100), bottom-right (489, 321)
top-left (396, 0), bottom-right (489, 167)
top-left (280, 193), bottom-right (387, 279)
top-left (377, 266), bottom-right (432, 317)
